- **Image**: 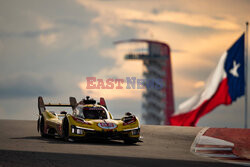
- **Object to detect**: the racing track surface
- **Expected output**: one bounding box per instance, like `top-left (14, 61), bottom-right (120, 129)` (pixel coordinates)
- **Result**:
top-left (0, 120), bottom-right (243, 167)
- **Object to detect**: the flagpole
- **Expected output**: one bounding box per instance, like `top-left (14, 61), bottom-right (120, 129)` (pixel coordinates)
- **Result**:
top-left (245, 22), bottom-right (249, 129)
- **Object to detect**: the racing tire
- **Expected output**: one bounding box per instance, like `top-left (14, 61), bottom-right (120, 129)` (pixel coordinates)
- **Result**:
top-left (62, 117), bottom-right (70, 141)
top-left (37, 117), bottom-right (40, 132)
top-left (39, 116), bottom-right (48, 138)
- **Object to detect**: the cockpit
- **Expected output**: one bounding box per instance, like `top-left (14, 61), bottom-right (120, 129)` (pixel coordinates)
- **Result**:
top-left (75, 106), bottom-right (108, 119)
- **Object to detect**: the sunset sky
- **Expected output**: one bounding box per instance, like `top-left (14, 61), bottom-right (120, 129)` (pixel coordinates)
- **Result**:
top-left (0, 0), bottom-right (250, 127)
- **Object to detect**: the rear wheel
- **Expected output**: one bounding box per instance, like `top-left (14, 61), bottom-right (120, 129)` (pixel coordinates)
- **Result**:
top-left (37, 117), bottom-right (40, 132)
top-left (39, 116), bottom-right (48, 137)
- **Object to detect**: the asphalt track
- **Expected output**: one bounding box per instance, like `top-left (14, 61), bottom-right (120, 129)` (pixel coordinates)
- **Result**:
top-left (0, 120), bottom-right (243, 167)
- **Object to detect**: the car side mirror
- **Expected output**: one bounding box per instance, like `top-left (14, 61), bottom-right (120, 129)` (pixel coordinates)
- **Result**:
top-left (125, 112), bottom-right (132, 117)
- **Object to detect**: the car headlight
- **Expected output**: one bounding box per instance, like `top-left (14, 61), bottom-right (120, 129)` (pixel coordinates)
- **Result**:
top-left (131, 128), bottom-right (140, 135)
top-left (71, 125), bottom-right (84, 135)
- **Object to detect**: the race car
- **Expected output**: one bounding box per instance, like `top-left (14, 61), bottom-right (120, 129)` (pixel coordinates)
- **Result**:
top-left (37, 96), bottom-right (141, 144)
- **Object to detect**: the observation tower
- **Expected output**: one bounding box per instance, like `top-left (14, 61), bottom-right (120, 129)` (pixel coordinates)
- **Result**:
top-left (115, 39), bottom-right (174, 125)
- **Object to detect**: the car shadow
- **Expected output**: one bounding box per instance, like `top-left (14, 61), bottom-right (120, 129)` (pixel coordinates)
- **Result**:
top-left (10, 136), bottom-right (141, 146)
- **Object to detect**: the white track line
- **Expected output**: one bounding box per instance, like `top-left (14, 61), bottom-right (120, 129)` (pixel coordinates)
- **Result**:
top-left (195, 147), bottom-right (232, 151)
top-left (202, 153), bottom-right (238, 158)
top-left (190, 127), bottom-right (209, 153)
top-left (197, 136), bottom-right (234, 147)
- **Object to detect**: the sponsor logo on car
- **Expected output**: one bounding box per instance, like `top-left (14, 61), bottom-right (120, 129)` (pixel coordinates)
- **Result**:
top-left (98, 122), bottom-right (117, 129)
top-left (123, 116), bottom-right (136, 125)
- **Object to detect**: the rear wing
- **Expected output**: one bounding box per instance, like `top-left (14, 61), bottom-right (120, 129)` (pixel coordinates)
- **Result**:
top-left (38, 96), bottom-right (77, 115)
top-left (38, 96), bottom-right (108, 115)
top-left (99, 97), bottom-right (107, 109)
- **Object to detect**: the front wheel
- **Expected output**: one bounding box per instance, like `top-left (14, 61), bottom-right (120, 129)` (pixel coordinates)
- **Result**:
top-left (62, 117), bottom-right (70, 141)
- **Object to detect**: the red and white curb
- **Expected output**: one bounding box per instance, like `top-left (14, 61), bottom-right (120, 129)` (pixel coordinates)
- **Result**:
top-left (191, 127), bottom-right (250, 166)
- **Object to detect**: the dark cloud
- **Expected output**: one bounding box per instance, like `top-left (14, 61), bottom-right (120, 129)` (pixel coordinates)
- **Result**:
top-left (0, 29), bottom-right (59, 39)
top-left (0, 75), bottom-right (58, 98)
top-left (151, 8), bottom-right (161, 15)
top-left (128, 19), bottom-right (155, 24)
top-left (56, 19), bottom-right (88, 28)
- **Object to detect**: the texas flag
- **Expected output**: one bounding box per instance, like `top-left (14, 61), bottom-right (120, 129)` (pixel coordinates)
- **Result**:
top-left (170, 34), bottom-right (245, 126)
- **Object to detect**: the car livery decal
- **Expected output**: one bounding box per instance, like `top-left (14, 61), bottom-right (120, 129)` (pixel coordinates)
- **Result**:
top-left (98, 122), bottom-right (117, 129)
top-left (72, 116), bottom-right (91, 125)
top-left (123, 116), bottom-right (136, 126)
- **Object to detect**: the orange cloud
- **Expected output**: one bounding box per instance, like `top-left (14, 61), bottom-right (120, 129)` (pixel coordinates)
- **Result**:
top-left (194, 81), bottom-right (205, 89)
top-left (76, 0), bottom-right (244, 100)
top-left (78, 44), bottom-right (144, 100)
top-left (77, 0), bottom-right (240, 30)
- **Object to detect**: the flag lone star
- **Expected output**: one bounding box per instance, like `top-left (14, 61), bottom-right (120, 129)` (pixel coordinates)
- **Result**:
top-left (230, 61), bottom-right (240, 77)
top-left (170, 33), bottom-right (245, 126)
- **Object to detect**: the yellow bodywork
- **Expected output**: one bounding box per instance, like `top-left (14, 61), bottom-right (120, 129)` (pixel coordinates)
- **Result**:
top-left (41, 104), bottom-right (140, 140)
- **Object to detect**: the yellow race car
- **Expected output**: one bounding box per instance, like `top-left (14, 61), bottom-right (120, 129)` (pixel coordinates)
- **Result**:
top-left (37, 96), bottom-right (141, 144)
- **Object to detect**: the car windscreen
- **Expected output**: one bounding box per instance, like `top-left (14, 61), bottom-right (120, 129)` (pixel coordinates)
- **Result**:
top-left (81, 107), bottom-right (107, 119)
